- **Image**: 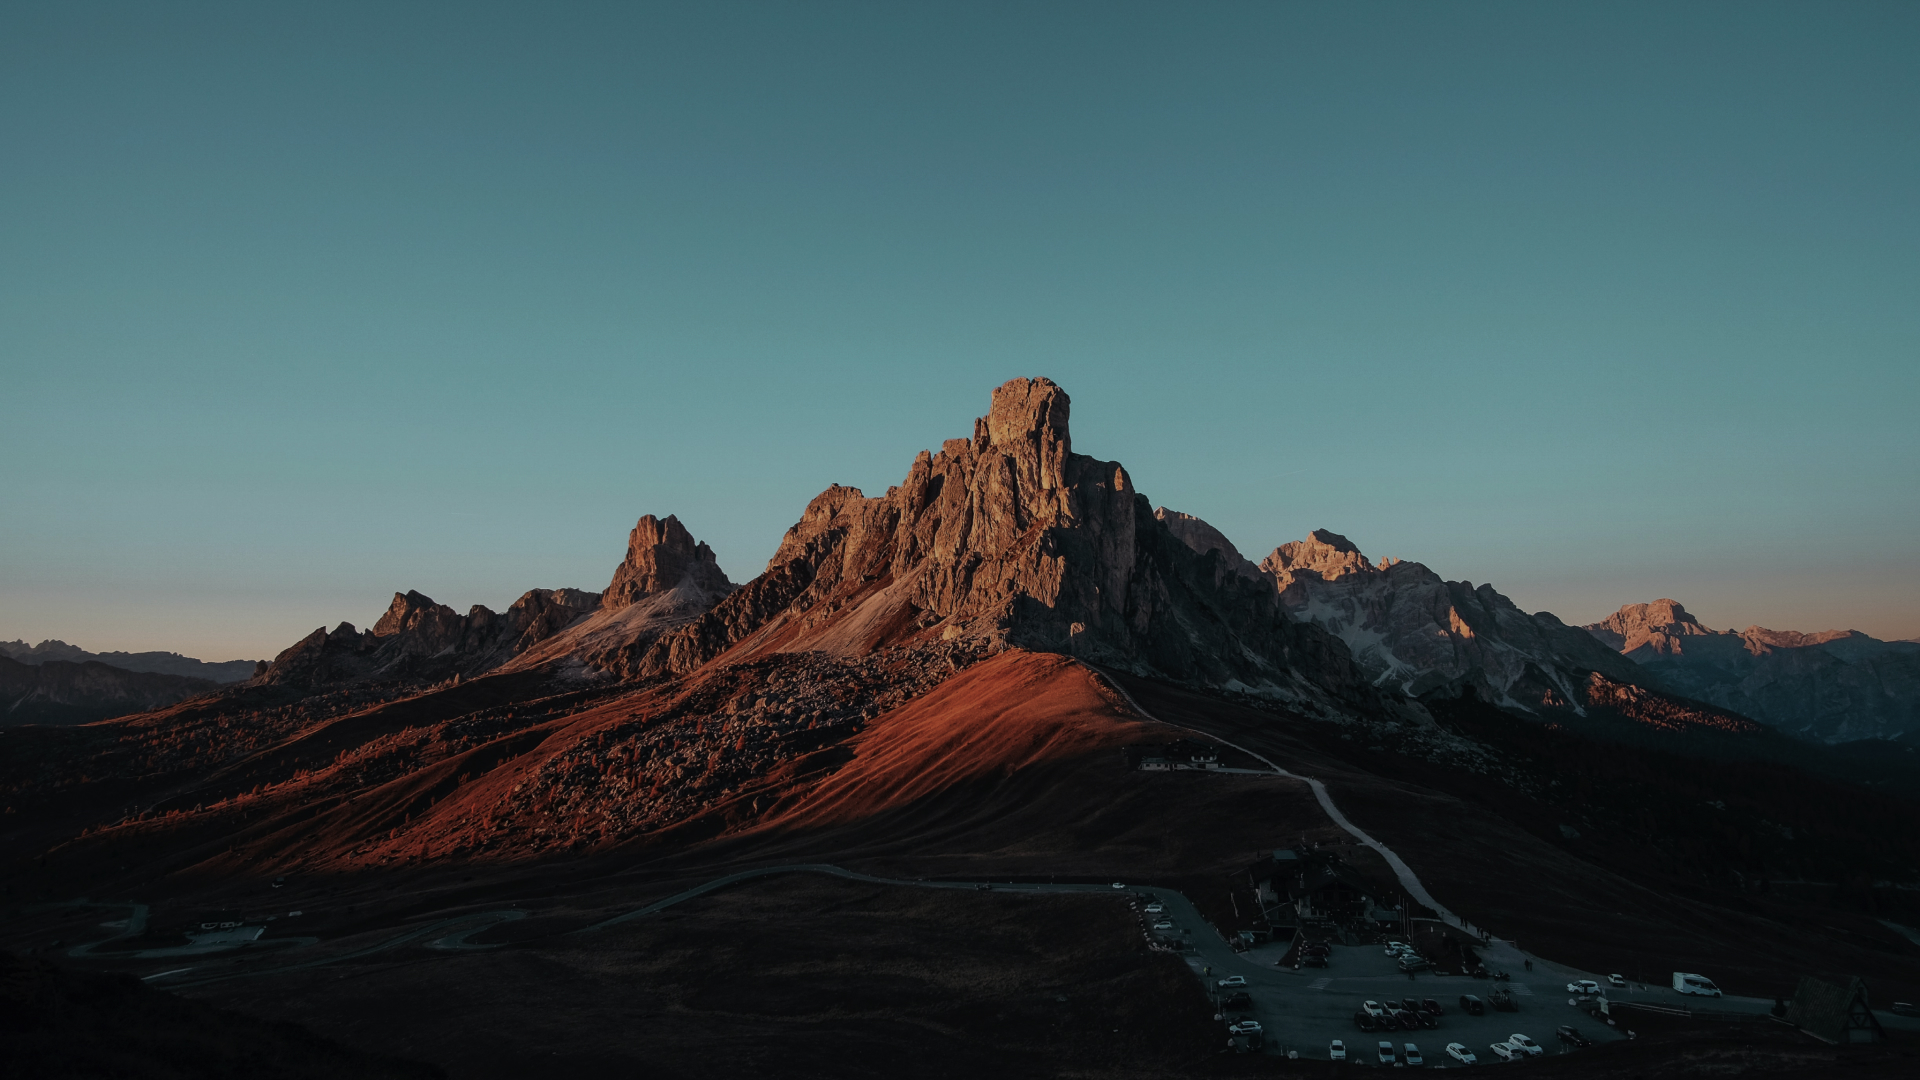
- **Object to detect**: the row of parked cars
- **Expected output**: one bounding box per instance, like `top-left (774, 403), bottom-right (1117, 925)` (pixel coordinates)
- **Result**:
top-left (1354, 997), bottom-right (1441, 1031)
top-left (1458, 990), bottom-right (1517, 1014)
top-left (1385, 940), bottom-right (1432, 974)
top-left (1336, 1037), bottom-right (1528, 1060)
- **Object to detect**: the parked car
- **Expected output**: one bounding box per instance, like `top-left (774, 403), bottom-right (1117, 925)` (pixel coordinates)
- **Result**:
top-left (1459, 994), bottom-right (1485, 1015)
top-left (1403, 1043), bottom-right (1424, 1067)
top-left (1567, 979), bottom-right (1601, 995)
top-left (1508, 1034), bottom-right (1543, 1057)
top-left (1354, 1011), bottom-right (1378, 1032)
top-left (1490, 988), bottom-right (1517, 1011)
top-left (1377, 1040), bottom-right (1397, 1065)
top-left (1228, 1020), bottom-right (1263, 1036)
top-left (1217, 975), bottom-right (1247, 988)
top-left (1488, 1041), bottom-right (1518, 1061)
top-left (1329, 1039), bottom-right (1347, 1061)
top-left (1143, 901), bottom-right (1164, 914)
top-left (1890, 1002), bottom-right (1919, 1018)
top-left (1386, 940), bottom-right (1410, 954)
top-left (1152, 920), bottom-right (1175, 930)
top-left (1421, 998), bottom-right (1444, 1016)
top-left (1363, 1000), bottom-right (1386, 1017)
top-left (1400, 957), bottom-right (1432, 973)
top-left (1608, 974), bottom-right (1627, 988)
top-left (1221, 992), bottom-right (1252, 1011)
top-left (1445, 1043), bottom-right (1478, 1066)
top-left (1303, 952), bottom-right (1329, 968)
top-left (1556, 1024), bottom-right (1592, 1048)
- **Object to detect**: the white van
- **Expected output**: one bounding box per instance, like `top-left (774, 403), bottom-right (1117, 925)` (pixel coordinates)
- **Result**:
top-left (1672, 972), bottom-right (1722, 997)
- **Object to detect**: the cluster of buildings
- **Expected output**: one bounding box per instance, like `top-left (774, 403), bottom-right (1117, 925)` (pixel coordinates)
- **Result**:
top-left (1247, 845), bottom-right (1412, 939)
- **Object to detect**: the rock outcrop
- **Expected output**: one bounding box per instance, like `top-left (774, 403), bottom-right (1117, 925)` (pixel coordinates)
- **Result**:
top-left (502, 515), bottom-right (737, 673)
top-left (621, 378), bottom-right (1375, 704)
top-left (1582, 602), bottom-right (1920, 742)
top-left (602, 515), bottom-right (734, 609)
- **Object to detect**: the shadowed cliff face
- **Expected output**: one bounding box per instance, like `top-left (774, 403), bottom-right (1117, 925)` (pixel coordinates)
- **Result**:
top-left (622, 378), bottom-right (1373, 701)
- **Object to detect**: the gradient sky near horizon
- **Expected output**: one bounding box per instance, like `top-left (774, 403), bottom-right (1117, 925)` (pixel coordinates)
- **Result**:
top-left (3, 1), bottom-right (1917, 661)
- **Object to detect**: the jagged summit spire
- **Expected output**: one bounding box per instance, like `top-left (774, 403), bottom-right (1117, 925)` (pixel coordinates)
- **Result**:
top-left (979, 377), bottom-right (1070, 446)
top-left (603, 514), bottom-right (734, 610)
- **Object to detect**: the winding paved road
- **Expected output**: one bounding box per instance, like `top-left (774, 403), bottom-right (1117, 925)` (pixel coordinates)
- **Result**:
top-left (1085, 665), bottom-right (1463, 929)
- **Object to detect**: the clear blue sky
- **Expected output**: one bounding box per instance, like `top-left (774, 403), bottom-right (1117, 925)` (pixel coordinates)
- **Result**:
top-left (3, 1), bottom-right (1916, 661)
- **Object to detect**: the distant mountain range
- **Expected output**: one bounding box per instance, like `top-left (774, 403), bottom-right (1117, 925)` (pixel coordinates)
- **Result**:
top-left (0, 639), bottom-right (259, 684)
top-left (1580, 599), bottom-right (1920, 743)
top-left (1153, 517), bottom-right (1919, 746)
top-left (6, 379), bottom-right (1910, 751)
top-left (0, 655), bottom-right (223, 726)
top-left (0, 641), bottom-right (261, 725)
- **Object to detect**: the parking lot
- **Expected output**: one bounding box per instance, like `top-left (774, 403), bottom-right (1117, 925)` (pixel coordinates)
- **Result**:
top-left (1193, 938), bottom-right (1636, 1061)
top-left (1124, 882), bottom-right (1886, 1062)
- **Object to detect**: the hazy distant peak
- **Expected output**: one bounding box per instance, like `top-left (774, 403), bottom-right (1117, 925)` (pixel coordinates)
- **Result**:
top-left (1581, 599), bottom-right (1718, 652)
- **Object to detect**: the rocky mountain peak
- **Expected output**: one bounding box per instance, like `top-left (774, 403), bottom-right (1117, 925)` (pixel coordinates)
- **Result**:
top-left (981, 375), bottom-right (1070, 447)
top-left (621, 376), bottom-right (1375, 699)
top-left (604, 514), bottom-right (734, 610)
top-left (1580, 599), bottom-right (1717, 653)
top-left (1260, 528), bottom-right (1378, 587)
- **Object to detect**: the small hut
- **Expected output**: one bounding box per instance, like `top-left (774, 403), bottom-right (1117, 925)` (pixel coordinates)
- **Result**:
top-left (1784, 976), bottom-right (1884, 1044)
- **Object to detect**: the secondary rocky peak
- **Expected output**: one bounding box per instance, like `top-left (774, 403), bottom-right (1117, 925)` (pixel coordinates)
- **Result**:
top-left (1580, 599), bottom-right (1717, 653)
top-left (603, 514), bottom-right (734, 610)
top-left (1261, 529), bottom-right (1378, 587)
top-left (1154, 507), bottom-right (1263, 581)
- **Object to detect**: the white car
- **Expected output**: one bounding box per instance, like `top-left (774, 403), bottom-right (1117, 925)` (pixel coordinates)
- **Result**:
top-left (1228, 1019), bottom-right (1263, 1035)
top-left (1329, 1039), bottom-right (1347, 1061)
top-left (1377, 1040), bottom-right (1397, 1064)
top-left (1143, 902), bottom-right (1164, 914)
top-left (1508, 1034), bottom-right (1543, 1057)
top-left (1445, 1043), bottom-right (1478, 1066)
top-left (1608, 974), bottom-right (1627, 988)
top-left (1111, 882), bottom-right (1126, 889)
top-left (1567, 979), bottom-right (1601, 995)
top-left (1152, 921), bottom-right (1175, 930)
top-left (1217, 975), bottom-right (1247, 988)
top-left (1363, 999), bottom-right (1386, 1017)
top-left (1403, 1043), bottom-right (1424, 1067)
top-left (1489, 1042), bottom-right (1517, 1061)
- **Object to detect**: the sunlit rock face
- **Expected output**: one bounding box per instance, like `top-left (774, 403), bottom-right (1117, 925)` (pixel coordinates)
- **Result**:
top-left (1582, 601), bottom-right (1920, 742)
top-left (623, 377), bottom-right (1375, 702)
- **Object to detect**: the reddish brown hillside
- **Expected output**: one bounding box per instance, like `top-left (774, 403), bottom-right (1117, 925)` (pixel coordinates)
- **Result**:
top-left (756, 651), bottom-right (1162, 832)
